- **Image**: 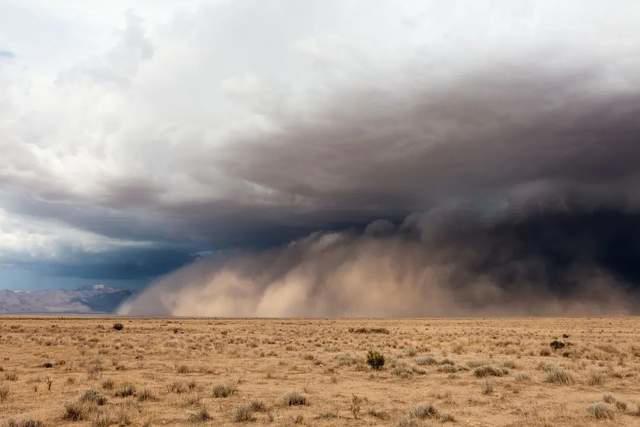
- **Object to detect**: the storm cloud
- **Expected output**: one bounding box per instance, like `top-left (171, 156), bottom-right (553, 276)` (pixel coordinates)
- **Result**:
top-left (2, 1), bottom-right (640, 313)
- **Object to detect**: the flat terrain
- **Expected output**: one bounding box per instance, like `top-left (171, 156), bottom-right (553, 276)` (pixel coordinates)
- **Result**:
top-left (0, 317), bottom-right (639, 426)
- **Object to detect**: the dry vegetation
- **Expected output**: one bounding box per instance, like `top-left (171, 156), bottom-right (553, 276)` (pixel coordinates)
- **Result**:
top-left (0, 317), bottom-right (639, 426)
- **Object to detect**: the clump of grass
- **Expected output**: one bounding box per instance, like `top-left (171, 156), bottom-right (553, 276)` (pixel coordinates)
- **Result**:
top-left (188, 407), bottom-right (211, 423)
top-left (101, 379), bottom-right (114, 390)
top-left (63, 402), bottom-right (95, 421)
top-left (514, 373), bottom-right (530, 382)
top-left (544, 366), bottom-right (574, 385)
top-left (473, 366), bottom-right (508, 378)
top-left (212, 383), bottom-right (236, 398)
top-left (0, 384), bottom-right (9, 402)
top-left (588, 402), bottom-right (615, 419)
top-left (335, 353), bottom-right (358, 367)
top-left (348, 327), bottom-right (390, 334)
top-left (408, 403), bottom-right (439, 419)
top-left (182, 393), bottom-right (202, 407)
top-left (481, 380), bottom-right (494, 395)
top-left (176, 365), bottom-right (190, 374)
top-left (466, 360), bottom-right (490, 369)
top-left (316, 412), bottom-right (338, 420)
top-left (168, 382), bottom-right (188, 394)
top-left (232, 404), bottom-right (256, 422)
top-left (588, 371), bottom-right (606, 386)
top-left (92, 413), bottom-right (112, 427)
top-left (366, 350), bottom-right (385, 370)
top-left (397, 417), bottom-right (419, 427)
top-left (602, 394), bottom-right (628, 411)
top-left (137, 388), bottom-right (157, 402)
top-left (5, 420), bottom-right (45, 427)
top-left (439, 413), bottom-right (456, 423)
top-left (112, 323), bottom-right (124, 331)
top-left (80, 389), bottom-right (107, 406)
top-left (4, 372), bottom-right (18, 382)
top-left (114, 383), bottom-right (136, 397)
top-left (367, 409), bottom-right (390, 420)
top-left (249, 400), bottom-right (267, 412)
top-left (415, 356), bottom-right (437, 366)
top-left (437, 365), bottom-right (458, 374)
top-left (281, 391), bottom-right (307, 406)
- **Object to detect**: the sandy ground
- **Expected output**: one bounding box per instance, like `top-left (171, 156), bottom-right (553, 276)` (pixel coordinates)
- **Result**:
top-left (0, 317), bottom-right (639, 426)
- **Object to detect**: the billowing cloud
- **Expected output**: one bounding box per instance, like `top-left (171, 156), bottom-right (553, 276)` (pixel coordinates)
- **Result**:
top-left (2, 1), bottom-right (640, 312)
top-left (120, 206), bottom-right (640, 316)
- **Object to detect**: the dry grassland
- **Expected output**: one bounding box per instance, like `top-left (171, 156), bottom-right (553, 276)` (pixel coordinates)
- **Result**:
top-left (1, 317), bottom-right (639, 426)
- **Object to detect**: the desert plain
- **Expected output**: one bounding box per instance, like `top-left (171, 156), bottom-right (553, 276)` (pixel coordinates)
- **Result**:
top-left (0, 317), bottom-right (639, 426)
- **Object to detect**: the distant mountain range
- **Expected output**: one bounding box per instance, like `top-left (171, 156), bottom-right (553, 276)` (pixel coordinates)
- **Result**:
top-left (0, 285), bottom-right (133, 314)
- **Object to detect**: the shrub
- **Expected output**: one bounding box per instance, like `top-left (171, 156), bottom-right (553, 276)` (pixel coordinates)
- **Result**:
top-left (249, 400), bottom-right (267, 412)
top-left (348, 327), bottom-right (390, 334)
top-left (366, 351), bottom-right (385, 370)
top-left (588, 403), bottom-right (615, 419)
top-left (168, 382), bottom-right (188, 394)
top-left (101, 379), bottom-right (114, 390)
top-left (232, 405), bottom-right (256, 422)
top-left (63, 402), bottom-right (94, 421)
top-left (92, 413), bottom-right (112, 427)
top-left (281, 391), bottom-right (307, 406)
top-left (137, 389), bottom-right (157, 402)
top-left (80, 389), bottom-right (107, 406)
top-left (5, 420), bottom-right (45, 427)
top-left (439, 413), bottom-right (456, 423)
top-left (544, 366), bottom-right (574, 385)
top-left (112, 323), bottom-right (124, 331)
top-left (408, 403), bottom-right (439, 419)
top-left (588, 371), bottom-right (606, 386)
top-left (188, 407), bottom-right (211, 423)
top-left (437, 365), bottom-right (458, 374)
top-left (473, 366), bottom-right (508, 378)
top-left (415, 356), bottom-right (437, 366)
top-left (0, 385), bottom-right (9, 402)
top-left (397, 417), bottom-right (419, 427)
top-left (367, 409), bottom-right (390, 420)
top-left (114, 383), bottom-right (136, 397)
top-left (212, 384), bottom-right (236, 398)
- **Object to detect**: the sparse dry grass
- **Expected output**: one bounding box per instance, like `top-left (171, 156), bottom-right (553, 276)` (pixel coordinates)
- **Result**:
top-left (0, 316), bottom-right (639, 426)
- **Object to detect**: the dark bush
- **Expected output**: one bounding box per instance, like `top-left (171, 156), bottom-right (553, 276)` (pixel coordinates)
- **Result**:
top-left (366, 350), bottom-right (385, 370)
top-left (113, 323), bottom-right (124, 331)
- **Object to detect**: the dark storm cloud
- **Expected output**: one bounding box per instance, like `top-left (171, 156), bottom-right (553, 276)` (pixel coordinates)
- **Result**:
top-left (122, 53), bottom-right (640, 316)
top-left (120, 204), bottom-right (640, 316)
top-left (216, 58), bottom-right (640, 216)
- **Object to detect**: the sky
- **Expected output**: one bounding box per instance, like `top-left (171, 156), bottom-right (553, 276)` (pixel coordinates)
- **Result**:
top-left (2, 1), bottom-right (640, 314)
